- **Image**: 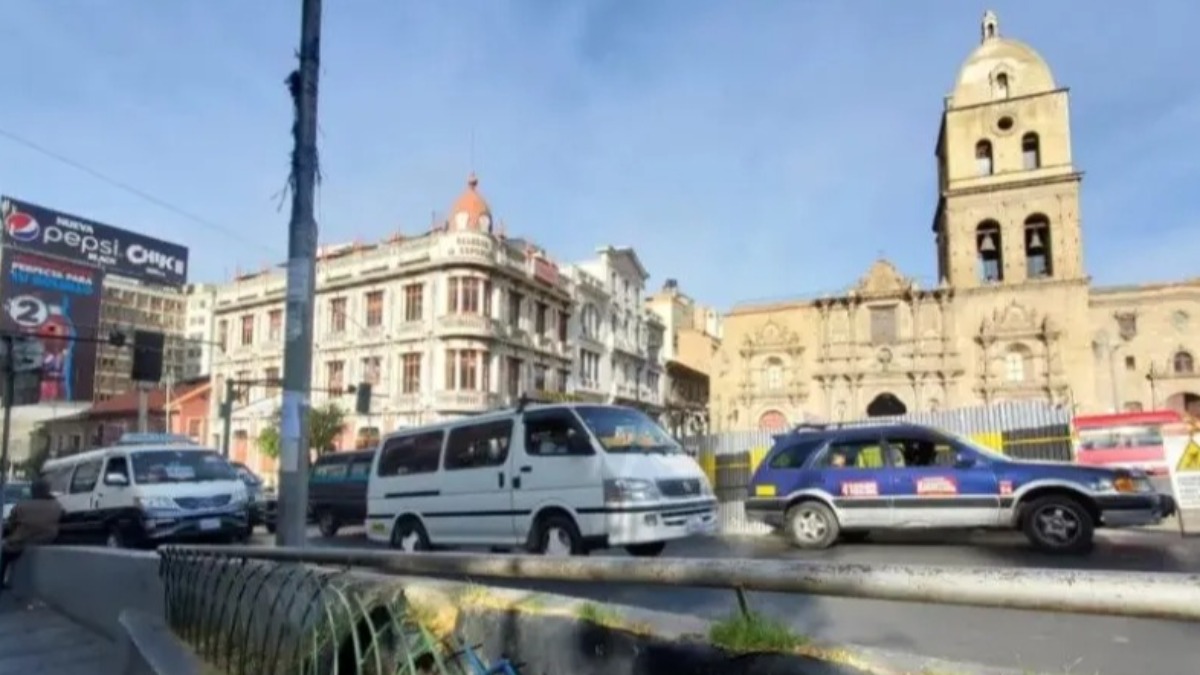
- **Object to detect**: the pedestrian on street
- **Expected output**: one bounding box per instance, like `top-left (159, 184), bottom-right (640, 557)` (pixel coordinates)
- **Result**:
top-left (0, 478), bottom-right (64, 589)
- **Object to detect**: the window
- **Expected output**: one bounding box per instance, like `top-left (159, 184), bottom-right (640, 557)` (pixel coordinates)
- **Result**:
top-left (68, 458), bottom-right (102, 492)
top-left (821, 440), bottom-right (885, 470)
top-left (1021, 133), bottom-right (1041, 170)
top-left (234, 370), bottom-right (251, 403)
top-left (459, 350), bottom-right (478, 390)
top-left (1174, 351), bottom-right (1195, 375)
top-left (361, 356), bottom-right (382, 385)
top-left (884, 436), bottom-right (958, 468)
top-left (869, 306), bottom-right (897, 345)
top-left (768, 439), bottom-right (824, 469)
top-left (524, 410), bottom-right (590, 456)
top-left (265, 366), bottom-right (280, 385)
top-left (130, 451), bottom-right (236, 484)
top-left (976, 220), bottom-right (1003, 282)
top-left (995, 72), bottom-right (1009, 98)
top-left (349, 459), bottom-right (372, 478)
top-left (377, 431), bottom-right (444, 476)
top-left (483, 280), bottom-right (493, 317)
top-left (535, 302), bottom-right (548, 335)
top-left (1024, 214), bottom-right (1052, 279)
top-left (1123, 402), bottom-right (1145, 413)
top-left (461, 278), bottom-right (480, 314)
top-left (402, 353), bottom-right (421, 394)
top-left (329, 298), bottom-right (347, 333)
top-left (533, 364), bottom-right (547, 391)
top-left (558, 311), bottom-right (569, 342)
top-left (103, 456), bottom-right (129, 480)
top-left (43, 466), bottom-right (73, 495)
top-left (404, 284), bottom-right (423, 322)
top-left (216, 320), bottom-right (228, 351)
top-left (187, 418), bottom-right (203, 438)
top-left (506, 357), bottom-right (522, 397)
top-left (365, 291), bottom-right (384, 327)
top-left (313, 462), bottom-right (348, 480)
top-left (975, 140), bottom-right (993, 176)
top-left (444, 420), bottom-right (513, 470)
top-left (1078, 425), bottom-right (1164, 451)
top-left (239, 315), bottom-right (254, 346)
top-left (1125, 355), bottom-right (1136, 371)
top-left (447, 278), bottom-right (460, 313)
top-left (508, 291), bottom-right (523, 329)
top-left (327, 360), bottom-right (345, 391)
top-left (558, 368), bottom-right (570, 393)
top-left (1004, 347), bottom-right (1027, 382)
top-left (764, 357), bottom-right (784, 390)
top-left (268, 310), bottom-right (283, 341)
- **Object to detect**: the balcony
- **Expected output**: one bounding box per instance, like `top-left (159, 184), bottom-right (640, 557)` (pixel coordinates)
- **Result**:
top-left (433, 390), bottom-right (500, 412)
top-left (436, 314), bottom-right (500, 338)
top-left (392, 320), bottom-right (426, 341)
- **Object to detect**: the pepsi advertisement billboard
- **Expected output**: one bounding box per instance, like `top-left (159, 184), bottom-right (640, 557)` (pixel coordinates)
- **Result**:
top-left (1, 196), bottom-right (188, 287)
top-left (0, 250), bottom-right (102, 402)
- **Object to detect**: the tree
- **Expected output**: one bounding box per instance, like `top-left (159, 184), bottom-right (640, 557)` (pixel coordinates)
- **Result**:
top-left (256, 402), bottom-right (347, 458)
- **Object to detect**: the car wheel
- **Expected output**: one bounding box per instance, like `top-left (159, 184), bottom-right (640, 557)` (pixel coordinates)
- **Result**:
top-left (784, 501), bottom-right (840, 550)
top-left (840, 531), bottom-right (870, 543)
top-left (317, 511), bottom-right (340, 538)
top-left (531, 513), bottom-right (586, 557)
top-left (106, 527), bottom-right (125, 549)
top-left (624, 541), bottom-right (667, 557)
top-left (1022, 495), bottom-right (1095, 554)
top-left (390, 517), bottom-right (431, 553)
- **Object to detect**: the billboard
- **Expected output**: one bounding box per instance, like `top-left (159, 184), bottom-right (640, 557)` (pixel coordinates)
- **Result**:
top-left (1, 196), bottom-right (188, 287)
top-left (0, 250), bottom-right (103, 402)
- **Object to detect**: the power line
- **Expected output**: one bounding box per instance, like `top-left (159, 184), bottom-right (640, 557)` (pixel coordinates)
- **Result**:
top-left (0, 125), bottom-right (279, 257)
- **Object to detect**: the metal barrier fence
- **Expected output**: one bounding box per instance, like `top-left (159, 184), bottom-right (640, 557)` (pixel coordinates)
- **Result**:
top-left (682, 401), bottom-right (1075, 535)
top-left (159, 548), bottom-right (504, 675)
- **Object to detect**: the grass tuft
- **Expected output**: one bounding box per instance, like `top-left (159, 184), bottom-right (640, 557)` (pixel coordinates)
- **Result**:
top-left (708, 610), bottom-right (807, 654)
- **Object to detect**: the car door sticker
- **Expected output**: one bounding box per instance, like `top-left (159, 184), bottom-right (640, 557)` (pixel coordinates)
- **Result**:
top-left (916, 476), bottom-right (958, 496)
top-left (840, 481), bottom-right (879, 497)
top-left (999, 480), bottom-right (1014, 495)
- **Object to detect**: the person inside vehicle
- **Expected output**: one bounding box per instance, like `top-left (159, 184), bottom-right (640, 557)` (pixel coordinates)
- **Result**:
top-left (0, 478), bottom-right (64, 588)
top-left (829, 452), bottom-right (847, 468)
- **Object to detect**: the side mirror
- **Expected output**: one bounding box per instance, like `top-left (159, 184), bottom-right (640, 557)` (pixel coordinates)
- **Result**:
top-left (104, 473), bottom-right (130, 487)
top-left (566, 429), bottom-right (595, 456)
top-left (953, 453), bottom-right (976, 469)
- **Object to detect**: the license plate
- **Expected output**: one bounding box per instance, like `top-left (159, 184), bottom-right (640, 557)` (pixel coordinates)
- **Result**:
top-left (686, 517), bottom-right (708, 534)
top-left (199, 518), bottom-right (221, 531)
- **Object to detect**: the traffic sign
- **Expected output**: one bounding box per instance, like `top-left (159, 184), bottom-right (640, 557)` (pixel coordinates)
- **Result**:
top-left (1178, 439), bottom-right (1200, 473)
top-left (1165, 429), bottom-right (1200, 528)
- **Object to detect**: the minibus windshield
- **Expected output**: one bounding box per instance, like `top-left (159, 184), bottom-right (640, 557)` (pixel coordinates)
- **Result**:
top-left (574, 406), bottom-right (682, 454)
top-left (133, 450), bottom-right (238, 484)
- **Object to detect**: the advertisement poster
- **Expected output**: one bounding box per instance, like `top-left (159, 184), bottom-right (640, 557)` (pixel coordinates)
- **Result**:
top-left (0, 250), bottom-right (103, 402)
top-left (1, 196), bottom-right (188, 287)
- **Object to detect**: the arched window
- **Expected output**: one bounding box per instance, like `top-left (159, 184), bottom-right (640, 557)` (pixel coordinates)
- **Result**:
top-left (975, 140), bottom-right (994, 176)
top-left (1024, 214), bottom-right (1053, 279)
top-left (995, 73), bottom-right (1010, 98)
top-left (1004, 345), bottom-right (1030, 382)
top-left (763, 357), bottom-right (784, 391)
top-left (976, 220), bottom-right (1003, 282)
top-left (1174, 350), bottom-right (1195, 375)
top-left (1022, 132), bottom-right (1041, 170)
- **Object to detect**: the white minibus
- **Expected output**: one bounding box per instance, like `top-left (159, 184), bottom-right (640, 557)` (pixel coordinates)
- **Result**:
top-left (366, 402), bottom-right (717, 556)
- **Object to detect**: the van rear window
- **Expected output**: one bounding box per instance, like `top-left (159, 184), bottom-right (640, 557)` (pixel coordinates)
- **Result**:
top-left (378, 431), bottom-right (444, 477)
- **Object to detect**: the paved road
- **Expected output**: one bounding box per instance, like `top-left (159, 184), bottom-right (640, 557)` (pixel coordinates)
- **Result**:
top-left (257, 526), bottom-right (1200, 675)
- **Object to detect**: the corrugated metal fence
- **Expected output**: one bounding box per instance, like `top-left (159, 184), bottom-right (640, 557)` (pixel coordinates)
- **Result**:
top-left (680, 401), bottom-right (1075, 536)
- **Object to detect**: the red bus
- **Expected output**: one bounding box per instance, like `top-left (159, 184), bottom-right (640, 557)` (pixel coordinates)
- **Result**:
top-left (1073, 410), bottom-right (1183, 475)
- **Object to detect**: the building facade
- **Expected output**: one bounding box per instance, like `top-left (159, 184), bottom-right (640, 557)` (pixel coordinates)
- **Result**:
top-left (646, 279), bottom-right (721, 435)
top-left (183, 283), bottom-right (218, 379)
top-left (208, 175), bottom-right (575, 470)
top-left (565, 247), bottom-right (664, 410)
top-left (711, 11), bottom-right (1200, 431)
top-left (94, 275), bottom-right (189, 402)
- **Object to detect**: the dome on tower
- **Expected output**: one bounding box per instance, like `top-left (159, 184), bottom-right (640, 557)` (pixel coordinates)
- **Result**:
top-left (445, 172), bottom-right (494, 232)
top-left (949, 11), bottom-right (1056, 109)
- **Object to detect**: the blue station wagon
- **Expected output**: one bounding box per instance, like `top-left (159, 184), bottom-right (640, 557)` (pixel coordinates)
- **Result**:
top-left (745, 422), bottom-right (1177, 554)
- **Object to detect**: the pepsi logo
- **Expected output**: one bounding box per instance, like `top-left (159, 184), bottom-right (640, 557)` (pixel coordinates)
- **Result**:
top-left (4, 212), bottom-right (40, 243)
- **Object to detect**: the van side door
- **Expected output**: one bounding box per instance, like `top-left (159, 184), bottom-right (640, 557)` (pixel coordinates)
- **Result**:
top-left (436, 419), bottom-right (517, 545)
top-left (511, 409), bottom-right (606, 542)
top-left (65, 458), bottom-right (106, 544)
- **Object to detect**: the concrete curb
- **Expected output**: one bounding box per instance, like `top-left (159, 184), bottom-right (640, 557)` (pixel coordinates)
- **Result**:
top-left (116, 609), bottom-right (203, 675)
top-left (355, 571), bottom-right (1052, 675)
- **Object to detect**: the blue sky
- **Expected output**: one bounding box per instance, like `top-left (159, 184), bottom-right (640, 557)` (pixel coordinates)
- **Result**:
top-left (0, 1), bottom-right (1195, 309)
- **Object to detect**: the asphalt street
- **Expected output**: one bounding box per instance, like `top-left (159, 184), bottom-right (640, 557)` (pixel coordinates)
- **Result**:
top-left (254, 523), bottom-right (1200, 675)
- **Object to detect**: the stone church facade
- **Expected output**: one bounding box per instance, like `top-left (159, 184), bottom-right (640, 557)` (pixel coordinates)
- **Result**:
top-left (710, 12), bottom-right (1200, 431)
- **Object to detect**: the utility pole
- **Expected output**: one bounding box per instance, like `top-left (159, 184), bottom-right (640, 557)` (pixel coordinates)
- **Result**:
top-left (137, 383), bottom-right (149, 433)
top-left (220, 378), bottom-right (235, 458)
top-left (277, 0), bottom-right (322, 548)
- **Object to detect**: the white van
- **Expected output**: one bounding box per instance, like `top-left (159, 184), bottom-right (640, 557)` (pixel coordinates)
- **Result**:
top-left (366, 402), bottom-right (718, 556)
top-left (40, 434), bottom-right (251, 548)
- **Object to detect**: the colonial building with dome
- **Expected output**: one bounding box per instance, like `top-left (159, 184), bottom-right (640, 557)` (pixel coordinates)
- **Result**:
top-left (710, 11), bottom-right (1200, 431)
top-left (206, 173), bottom-right (577, 469)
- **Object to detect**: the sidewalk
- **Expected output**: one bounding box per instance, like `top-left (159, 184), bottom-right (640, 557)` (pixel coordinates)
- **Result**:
top-left (0, 593), bottom-right (115, 674)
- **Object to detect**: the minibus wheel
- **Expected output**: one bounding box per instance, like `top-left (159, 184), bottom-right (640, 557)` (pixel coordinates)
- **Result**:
top-left (390, 517), bottom-right (430, 553)
top-left (531, 513), bottom-right (585, 557)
